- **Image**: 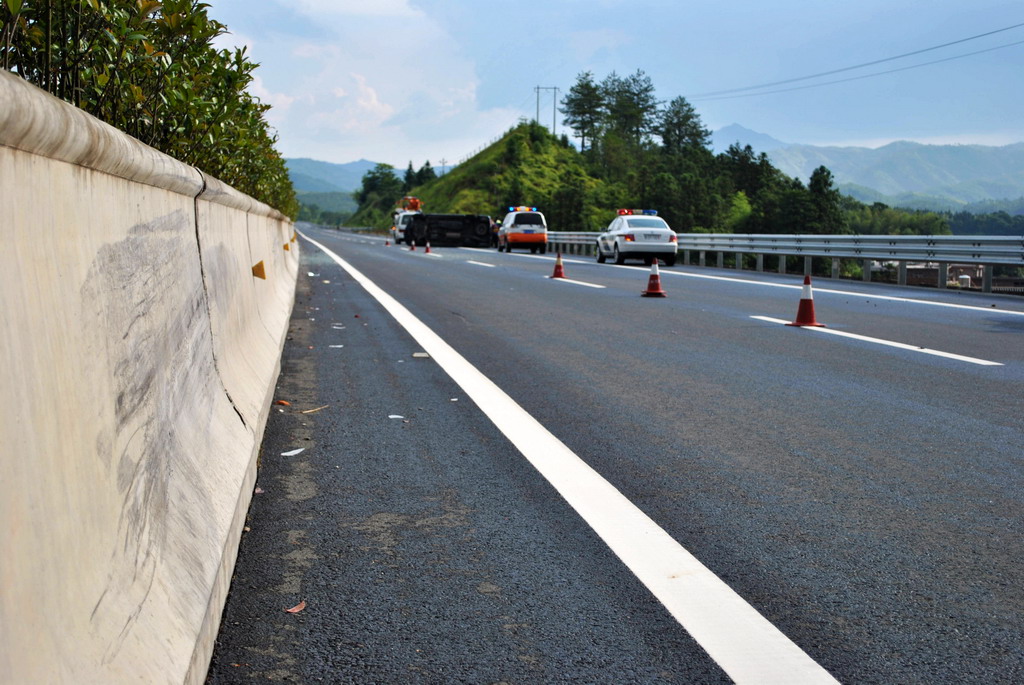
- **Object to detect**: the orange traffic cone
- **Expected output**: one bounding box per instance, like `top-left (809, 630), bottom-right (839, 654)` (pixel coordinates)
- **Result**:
top-left (641, 259), bottom-right (667, 297)
top-left (551, 251), bottom-right (566, 278)
top-left (409, 241), bottom-right (416, 251)
top-left (385, 238), bottom-right (391, 246)
top-left (425, 241), bottom-right (432, 254)
top-left (786, 275), bottom-right (826, 327)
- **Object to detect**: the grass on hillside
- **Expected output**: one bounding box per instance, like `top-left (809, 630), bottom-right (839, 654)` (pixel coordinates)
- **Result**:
top-left (350, 122), bottom-right (610, 231)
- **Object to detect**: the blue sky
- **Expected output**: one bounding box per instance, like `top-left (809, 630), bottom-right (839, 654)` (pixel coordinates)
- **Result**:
top-left (205, 0), bottom-right (1024, 168)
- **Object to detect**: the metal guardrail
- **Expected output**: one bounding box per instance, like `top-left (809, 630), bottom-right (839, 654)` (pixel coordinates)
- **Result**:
top-left (674, 233), bottom-right (1024, 266)
top-left (548, 232), bottom-right (1024, 265)
top-left (547, 232), bottom-right (1024, 293)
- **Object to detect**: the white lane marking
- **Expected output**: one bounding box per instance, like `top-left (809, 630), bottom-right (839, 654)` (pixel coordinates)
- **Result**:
top-left (466, 260), bottom-right (496, 268)
top-left (508, 252), bottom-right (586, 263)
top-left (557, 255), bottom-right (1024, 316)
top-left (658, 269), bottom-right (1024, 317)
top-left (751, 316), bottom-right (1003, 366)
top-left (302, 232), bottom-right (839, 685)
top-left (548, 276), bottom-right (606, 289)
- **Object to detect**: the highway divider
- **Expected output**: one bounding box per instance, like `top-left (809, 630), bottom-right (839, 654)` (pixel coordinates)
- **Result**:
top-left (0, 69), bottom-right (297, 683)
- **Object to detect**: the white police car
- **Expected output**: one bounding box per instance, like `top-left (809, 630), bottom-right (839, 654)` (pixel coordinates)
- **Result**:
top-left (596, 209), bottom-right (678, 266)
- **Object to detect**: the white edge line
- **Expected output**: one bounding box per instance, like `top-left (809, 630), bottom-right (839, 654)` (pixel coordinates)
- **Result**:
top-left (466, 260), bottom-right (496, 268)
top-left (751, 316), bottom-right (1003, 366)
top-left (302, 232), bottom-right (839, 685)
top-left (549, 276), bottom-right (606, 289)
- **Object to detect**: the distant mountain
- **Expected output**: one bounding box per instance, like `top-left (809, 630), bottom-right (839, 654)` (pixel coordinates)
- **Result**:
top-left (297, 191), bottom-right (358, 215)
top-left (285, 158), bottom-right (379, 193)
top-left (711, 124), bottom-right (789, 153)
top-left (289, 171), bottom-right (343, 193)
top-left (770, 141), bottom-right (1024, 209)
top-left (839, 183), bottom-right (1024, 213)
top-left (711, 125), bottom-right (1024, 210)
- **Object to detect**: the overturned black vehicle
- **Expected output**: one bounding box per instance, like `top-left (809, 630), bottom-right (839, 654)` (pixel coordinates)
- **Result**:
top-left (406, 213), bottom-right (492, 248)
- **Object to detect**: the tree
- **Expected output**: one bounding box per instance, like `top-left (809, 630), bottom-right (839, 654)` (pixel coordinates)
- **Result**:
top-left (655, 96), bottom-right (710, 155)
top-left (601, 70), bottom-right (658, 144)
top-left (722, 191), bottom-right (753, 232)
top-left (403, 162), bottom-right (416, 191)
top-left (560, 71), bottom-right (604, 152)
top-left (547, 167), bottom-right (589, 231)
top-left (720, 144), bottom-right (777, 198)
top-left (355, 163), bottom-right (402, 208)
top-left (647, 172), bottom-right (685, 228)
top-left (415, 160), bottom-right (437, 186)
top-left (755, 178), bottom-right (814, 234)
top-left (807, 166), bottom-right (846, 234)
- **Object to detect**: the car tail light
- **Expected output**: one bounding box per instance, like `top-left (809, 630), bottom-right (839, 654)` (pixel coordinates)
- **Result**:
top-left (622, 234), bottom-right (635, 242)
top-left (669, 234), bottom-right (677, 243)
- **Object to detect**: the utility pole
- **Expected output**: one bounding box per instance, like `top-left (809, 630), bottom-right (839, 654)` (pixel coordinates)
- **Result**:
top-left (535, 86), bottom-right (559, 134)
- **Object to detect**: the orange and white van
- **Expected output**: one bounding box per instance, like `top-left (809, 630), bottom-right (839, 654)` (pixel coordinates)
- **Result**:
top-left (498, 206), bottom-right (548, 254)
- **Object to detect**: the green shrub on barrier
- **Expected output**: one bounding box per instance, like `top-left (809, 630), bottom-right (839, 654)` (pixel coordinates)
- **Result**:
top-left (0, 0), bottom-right (297, 218)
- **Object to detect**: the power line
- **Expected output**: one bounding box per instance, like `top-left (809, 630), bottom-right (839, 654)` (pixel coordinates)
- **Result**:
top-left (693, 38), bottom-right (1024, 101)
top-left (535, 86), bottom-right (559, 133)
top-left (687, 21), bottom-right (1024, 98)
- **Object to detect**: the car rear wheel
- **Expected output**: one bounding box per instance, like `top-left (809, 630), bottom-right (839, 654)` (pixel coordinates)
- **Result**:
top-left (539, 244), bottom-right (547, 255)
top-left (596, 245), bottom-right (606, 264)
top-left (663, 255), bottom-right (677, 267)
top-left (614, 245), bottom-right (625, 265)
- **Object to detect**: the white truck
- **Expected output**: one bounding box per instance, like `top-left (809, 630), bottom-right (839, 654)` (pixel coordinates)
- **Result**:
top-left (391, 210), bottom-right (419, 244)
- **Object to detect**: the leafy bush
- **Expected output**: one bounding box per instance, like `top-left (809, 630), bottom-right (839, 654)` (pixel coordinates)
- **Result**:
top-left (1, 0), bottom-right (297, 217)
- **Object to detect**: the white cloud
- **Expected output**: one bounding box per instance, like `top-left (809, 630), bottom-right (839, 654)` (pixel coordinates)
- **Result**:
top-left (305, 73), bottom-right (395, 134)
top-left (287, 0), bottom-right (423, 18)
top-left (211, 28), bottom-right (254, 54)
top-left (291, 42), bottom-right (325, 59)
top-left (203, 0), bottom-right (1024, 167)
top-left (247, 75), bottom-right (301, 129)
top-left (566, 28), bottom-right (633, 62)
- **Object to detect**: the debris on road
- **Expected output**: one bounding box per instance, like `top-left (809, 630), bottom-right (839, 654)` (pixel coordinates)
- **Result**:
top-left (284, 600), bottom-right (306, 614)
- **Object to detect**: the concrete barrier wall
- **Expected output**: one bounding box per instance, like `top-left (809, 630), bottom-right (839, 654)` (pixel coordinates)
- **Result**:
top-left (0, 69), bottom-right (297, 683)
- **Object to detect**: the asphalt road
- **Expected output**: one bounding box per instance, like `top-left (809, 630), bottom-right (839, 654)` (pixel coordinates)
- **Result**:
top-left (207, 224), bottom-right (1024, 684)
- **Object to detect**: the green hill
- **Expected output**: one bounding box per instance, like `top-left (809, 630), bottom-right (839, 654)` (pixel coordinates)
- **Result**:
top-left (351, 122), bottom-right (607, 231)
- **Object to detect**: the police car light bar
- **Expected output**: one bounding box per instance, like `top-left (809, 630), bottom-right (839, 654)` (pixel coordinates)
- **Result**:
top-left (509, 206), bottom-right (538, 212)
top-left (617, 209), bottom-right (658, 216)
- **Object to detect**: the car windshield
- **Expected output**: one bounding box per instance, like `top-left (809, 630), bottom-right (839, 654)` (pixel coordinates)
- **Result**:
top-left (625, 218), bottom-right (669, 229)
top-left (513, 213), bottom-right (544, 225)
